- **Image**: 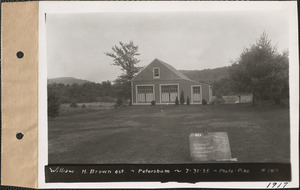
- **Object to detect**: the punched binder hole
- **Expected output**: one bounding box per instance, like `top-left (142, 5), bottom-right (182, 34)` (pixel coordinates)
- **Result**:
top-left (16, 132), bottom-right (24, 140)
top-left (16, 51), bottom-right (24, 59)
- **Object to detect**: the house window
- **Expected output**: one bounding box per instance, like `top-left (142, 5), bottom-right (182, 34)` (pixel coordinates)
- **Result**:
top-left (153, 68), bottom-right (160, 79)
top-left (191, 85), bottom-right (202, 103)
top-left (137, 86), bottom-right (154, 103)
top-left (161, 85), bottom-right (178, 103)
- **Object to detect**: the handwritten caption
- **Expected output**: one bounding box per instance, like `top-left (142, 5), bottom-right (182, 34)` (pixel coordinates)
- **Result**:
top-left (49, 166), bottom-right (282, 175)
top-left (45, 163), bottom-right (291, 183)
top-left (267, 182), bottom-right (289, 188)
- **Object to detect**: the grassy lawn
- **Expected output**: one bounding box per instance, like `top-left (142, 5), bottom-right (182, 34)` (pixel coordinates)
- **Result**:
top-left (48, 104), bottom-right (290, 164)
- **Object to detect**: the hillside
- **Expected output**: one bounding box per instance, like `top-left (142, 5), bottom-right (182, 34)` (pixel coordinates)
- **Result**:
top-left (47, 77), bottom-right (91, 85)
top-left (180, 66), bottom-right (230, 84)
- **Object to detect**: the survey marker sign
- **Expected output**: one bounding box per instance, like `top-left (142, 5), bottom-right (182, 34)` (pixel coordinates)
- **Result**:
top-left (189, 132), bottom-right (232, 162)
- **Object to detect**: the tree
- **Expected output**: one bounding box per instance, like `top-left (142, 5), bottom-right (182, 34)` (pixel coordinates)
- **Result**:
top-left (186, 96), bottom-right (190, 105)
top-left (230, 32), bottom-right (289, 105)
top-left (175, 97), bottom-right (179, 105)
top-left (48, 85), bottom-right (61, 118)
top-left (104, 41), bottom-right (141, 100)
top-left (99, 81), bottom-right (113, 97)
top-left (180, 90), bottom-right (185, 105)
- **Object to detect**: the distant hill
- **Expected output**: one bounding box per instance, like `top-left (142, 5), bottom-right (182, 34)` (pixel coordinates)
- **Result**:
top-left (180, 66), bottom-right (231, 84)
top-left (47, 77), bottom-right (92, 85)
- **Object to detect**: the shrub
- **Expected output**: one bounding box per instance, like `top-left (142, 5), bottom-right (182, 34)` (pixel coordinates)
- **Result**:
top-left (151, 100), bottom-right (156, 106)
top-left (70, 102), bottom-right (78, 108)
top-left (81, 104), bottom-right (86, 109)
top-left (219, 96), bottom-right (225, 104)
top-left (186, 96), bottom-right (190, 105)
top-left (202, 99), bottom-right (207, 105)
top-left (211, 98), bottom-right (218, 105)
top-left (216, 94), bottom-right (223, 100)
top-left (121, 99), bottom-right (130, 106)
top-left (211, 96), bottom-right (225, 105)
top-left (180, 90), bottom-right (185, 105)
top-left (115, 98), bottom-right (123, 107)
top-left (175, 97), bottom-right (179, 105)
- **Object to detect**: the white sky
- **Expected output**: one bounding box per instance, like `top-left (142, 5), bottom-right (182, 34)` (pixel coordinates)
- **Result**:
top-left (47, 11), bottom-right (289, 83)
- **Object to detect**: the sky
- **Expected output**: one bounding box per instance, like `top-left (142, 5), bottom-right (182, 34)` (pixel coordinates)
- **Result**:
top-left (47, 11), bottom-right (289, 83)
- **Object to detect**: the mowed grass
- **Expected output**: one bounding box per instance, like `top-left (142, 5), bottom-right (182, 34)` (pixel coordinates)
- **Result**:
top-left (48, 104), bottom-right (290, 164)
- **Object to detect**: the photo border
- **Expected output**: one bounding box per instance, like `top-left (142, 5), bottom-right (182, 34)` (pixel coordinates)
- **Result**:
top-left (38, 1), bottom-right (299, 188)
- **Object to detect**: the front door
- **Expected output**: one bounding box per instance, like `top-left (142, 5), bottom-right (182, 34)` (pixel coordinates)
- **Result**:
top-left (161, 85), bottom-right (178, 103)
top-left (192, 86), bottom-right (201, 103)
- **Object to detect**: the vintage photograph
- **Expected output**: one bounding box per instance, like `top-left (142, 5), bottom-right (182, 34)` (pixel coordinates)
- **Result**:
top-left (46, 11), bottom-right (290, 165)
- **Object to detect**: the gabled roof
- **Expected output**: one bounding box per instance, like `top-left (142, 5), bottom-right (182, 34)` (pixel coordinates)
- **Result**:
top-left (132, 58), bottom-right (212, 86)
top-left (154, 58), bottom-right (191, 81)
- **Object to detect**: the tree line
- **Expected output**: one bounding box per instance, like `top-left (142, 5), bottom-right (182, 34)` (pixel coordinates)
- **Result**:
top-left (48, 81), bottom-right (117, 103)
top-left (47, 81), bottom-right (128, 117)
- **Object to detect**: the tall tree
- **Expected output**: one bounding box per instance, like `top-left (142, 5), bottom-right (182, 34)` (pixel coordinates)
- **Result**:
top-left (104, 41), bottom-right (141, 100)
top-left (180, 90), bottom-right (185, 105)
top-left (230, 32), bottom-right (289, 105)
